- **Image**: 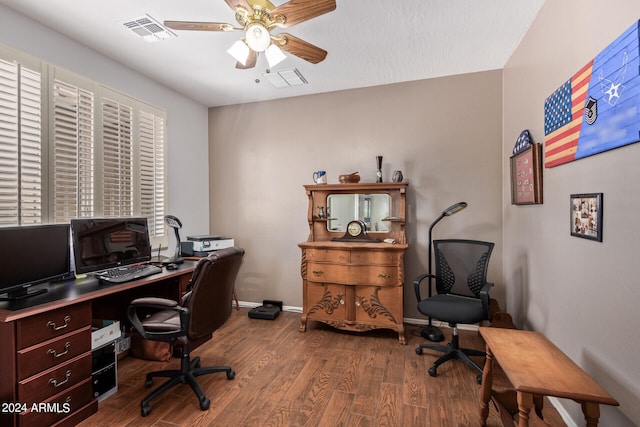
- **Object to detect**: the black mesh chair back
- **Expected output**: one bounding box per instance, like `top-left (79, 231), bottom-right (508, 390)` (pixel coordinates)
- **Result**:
top-left (434, 239), bottom-right (494, 298)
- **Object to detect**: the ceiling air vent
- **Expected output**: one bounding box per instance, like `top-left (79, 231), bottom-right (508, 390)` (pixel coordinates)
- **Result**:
top-left (123, 15), bottom-right (176, 43)
top-left (261, 68), bottom-right (308, 88)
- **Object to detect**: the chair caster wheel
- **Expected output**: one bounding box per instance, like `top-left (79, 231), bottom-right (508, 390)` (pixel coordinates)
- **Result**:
top-left (199, 398), bottom-right (210, 411)
top-left (141, 404), bottom-right (152, 417)
top-left (415, 347), bottom-right (423, 355)
top-left (145, 378), bottom-right (153, 388)
top-left (428, 367), bottom-right (437, 377)
top-left (227, 370), bottom-right (235, 380)
top-left (476, 374), bottom-right (482, 385)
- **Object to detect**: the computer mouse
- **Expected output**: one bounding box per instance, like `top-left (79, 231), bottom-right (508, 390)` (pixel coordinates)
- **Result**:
top-left (166, 263), bottom-right (178, 271)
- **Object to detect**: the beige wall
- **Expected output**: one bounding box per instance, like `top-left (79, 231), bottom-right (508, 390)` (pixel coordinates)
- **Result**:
top-left (503, 1), bottom-right (640, 425)
top-left (209, 71), bottom-right (503, 320)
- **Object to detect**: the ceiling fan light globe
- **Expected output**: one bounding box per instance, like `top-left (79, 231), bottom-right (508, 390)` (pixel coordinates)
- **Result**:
top-left (227, 39), bottom-right (251, 65)
top-left (246, 23), bottom-right (271, 52)
top-left (265, 44), bottom-right (286, 68)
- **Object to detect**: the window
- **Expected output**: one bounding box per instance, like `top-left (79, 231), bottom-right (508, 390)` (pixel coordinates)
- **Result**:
top-left (0, 44), bottom-right (167, 245)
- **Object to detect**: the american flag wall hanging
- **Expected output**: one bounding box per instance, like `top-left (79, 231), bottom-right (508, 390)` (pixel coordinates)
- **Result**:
top-left (544, 20), bottom-right (640, 168)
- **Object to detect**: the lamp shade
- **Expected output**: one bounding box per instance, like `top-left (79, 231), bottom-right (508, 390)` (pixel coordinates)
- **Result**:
top-left (245, 23), bottom-right (271, 52)
top-left (265, 44), bottom-right (286, 68)
top-left (227, 39), bottom-right (250, 65)
top-left (443, 201), bottom-right (467, 216)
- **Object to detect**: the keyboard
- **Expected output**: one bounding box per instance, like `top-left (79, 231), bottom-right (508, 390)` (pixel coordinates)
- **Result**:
top-left (96, 264), bottom-right (163, 284)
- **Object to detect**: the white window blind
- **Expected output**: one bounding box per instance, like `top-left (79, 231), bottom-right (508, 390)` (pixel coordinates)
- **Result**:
top-left (139, 110), bottom-right (166, 239)
top-left (0, 45), bottom-right (168, 244)
top-left (0, 58), bottom-right (42, 226)
top-left (52, 78), bottom-right (95, 223)
top-left (102, 97), bottom-right (133, 218)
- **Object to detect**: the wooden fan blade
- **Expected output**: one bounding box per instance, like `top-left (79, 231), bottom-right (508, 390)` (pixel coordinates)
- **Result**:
top-left (225, 0), bottom-right (253, 13)
top-left (164, 21), bottom-right (238, 32)
top-left (276, 33), bottom-right (327, 64)
top-left (236, 50), bottom-right (258, 69)
top-left (271, 0), bottom-right (336, 28)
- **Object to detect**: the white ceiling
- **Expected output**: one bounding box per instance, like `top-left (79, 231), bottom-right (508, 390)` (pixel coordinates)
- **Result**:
top-left (0, 0), bottom-right (544, 107)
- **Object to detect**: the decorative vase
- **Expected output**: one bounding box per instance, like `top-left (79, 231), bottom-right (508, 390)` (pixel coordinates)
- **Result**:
top-left (376, 156), bottom-right (383, 183)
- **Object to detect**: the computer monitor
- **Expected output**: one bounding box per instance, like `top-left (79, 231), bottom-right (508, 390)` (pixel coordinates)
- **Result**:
top-left (71, 217), bottom-right (153, 274)
top-left (0, 223), bottom-right (73, 300)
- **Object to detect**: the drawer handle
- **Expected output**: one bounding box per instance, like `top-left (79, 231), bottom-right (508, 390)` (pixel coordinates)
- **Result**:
top-left (47, 315), bottom-right (71, 331)
top-left (312, 270), bottom-right (324, 276)
top-left (49, 370), bottom-right (71, 388)
top-left (378, 273), bottom-right (391, 279)
top-left (48, 342), bottom-right (71, 358)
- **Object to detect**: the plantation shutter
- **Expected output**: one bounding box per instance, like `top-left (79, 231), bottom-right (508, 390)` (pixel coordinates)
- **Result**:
top-left (52, 78), bottom-right (95, 223)
top-left (102, 97), bottom-right (133, 218)
top-left (0, 58), bottom-right (42, 226)
top-left (1, 45), bottom-right (168, 247)
top-left (19, 67), bottom-right (43, 224)
top-left (139, 110), bottom-right (166, 239)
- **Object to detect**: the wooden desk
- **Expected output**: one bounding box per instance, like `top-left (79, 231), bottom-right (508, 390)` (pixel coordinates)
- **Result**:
top-left (478, 327), bottom-right (619, 427)
top-left (0, 261), bottom-right (196, 427)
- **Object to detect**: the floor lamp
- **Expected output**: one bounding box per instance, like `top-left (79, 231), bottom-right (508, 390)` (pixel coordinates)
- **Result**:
top-left (421, 201), bottom-right (468, 342)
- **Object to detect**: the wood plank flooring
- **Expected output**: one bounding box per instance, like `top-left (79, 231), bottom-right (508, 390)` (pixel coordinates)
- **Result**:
top-left (78, 309), bottom-right (566, 427)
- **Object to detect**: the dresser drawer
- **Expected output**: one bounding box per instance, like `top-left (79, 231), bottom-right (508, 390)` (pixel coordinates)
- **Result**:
top-left (350, 250), bottom-right (400, 265)
top-left (19, 377), bottom-right (93, 427)
top-left (305, 248), bottom-right (350, 263)
top-left (307, 262), bottom-right (398, 286)
top-left (16, 302), bottom-right (91, 350)
top-left (18, 352), bottom-right (92, 405)
top-left (17, 326), bottom-right (92, 380)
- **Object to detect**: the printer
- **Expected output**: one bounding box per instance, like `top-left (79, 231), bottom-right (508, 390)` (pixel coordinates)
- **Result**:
top-left (180, 234), bottom-right (234, 257)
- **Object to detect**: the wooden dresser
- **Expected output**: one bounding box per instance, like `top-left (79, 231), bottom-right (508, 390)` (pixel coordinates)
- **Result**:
top-left (299, 183), bottom-right (408, 344)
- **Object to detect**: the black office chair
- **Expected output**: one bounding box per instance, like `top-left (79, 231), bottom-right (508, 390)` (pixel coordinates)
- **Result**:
top-left (127, 247), bottom-right (244, 416)
top-left (414, 239), bottom-right (494, 383)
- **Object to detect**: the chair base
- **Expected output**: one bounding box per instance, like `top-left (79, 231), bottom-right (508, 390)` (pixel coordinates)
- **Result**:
top-left (141, 352), bottom-right (235, 417)
top-left (415, 327), bottom-right (485, 384)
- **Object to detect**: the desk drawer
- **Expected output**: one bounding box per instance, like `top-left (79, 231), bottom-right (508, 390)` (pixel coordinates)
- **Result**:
top-left (16, 302), bottom-right (91, 350)
top-left (17, 326), bottom-right (92, 380)
top-left (18, 352), bottom-right (92, 405)
top-left (18, 377), bottom-right (93, 427)
top-left (307, 263), bottom-right (398, 286)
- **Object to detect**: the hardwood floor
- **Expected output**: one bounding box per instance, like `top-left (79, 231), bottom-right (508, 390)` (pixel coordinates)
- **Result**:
top-left (78, 309), bottom-right (566, 426)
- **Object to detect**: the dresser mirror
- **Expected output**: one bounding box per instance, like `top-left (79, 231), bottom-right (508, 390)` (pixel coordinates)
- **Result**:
top-left (327, 193), bottom-right (391, 232)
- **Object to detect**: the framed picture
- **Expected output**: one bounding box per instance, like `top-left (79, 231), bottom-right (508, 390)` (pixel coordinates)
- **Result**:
top-left (570, 193), bottom-right (603, 241)
top-left (510, 143), bottom-right (543, 205)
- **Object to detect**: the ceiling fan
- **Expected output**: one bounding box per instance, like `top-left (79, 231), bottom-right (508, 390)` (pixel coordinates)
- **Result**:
top-left (164, 0), bottom-right (336, 69)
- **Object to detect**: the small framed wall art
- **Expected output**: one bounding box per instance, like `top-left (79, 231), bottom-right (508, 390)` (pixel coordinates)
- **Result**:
top-left (510, 143), bottom-right (543, 205)
top-left (570, 193), bottom-right (603, 242)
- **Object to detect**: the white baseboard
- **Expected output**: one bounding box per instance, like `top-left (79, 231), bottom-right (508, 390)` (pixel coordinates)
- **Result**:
top-left (547, 397), bottom-right (578, 427)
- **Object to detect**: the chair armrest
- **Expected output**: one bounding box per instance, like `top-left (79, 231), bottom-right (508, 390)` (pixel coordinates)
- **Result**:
top-left (127, 297), bottom-right (189, 341)
top-left (413, 273), bottom-right (435, 301)
top-left (479, 282), bottom-right (493, 318)
top-left (130, 297), bottom-right (178, 308)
